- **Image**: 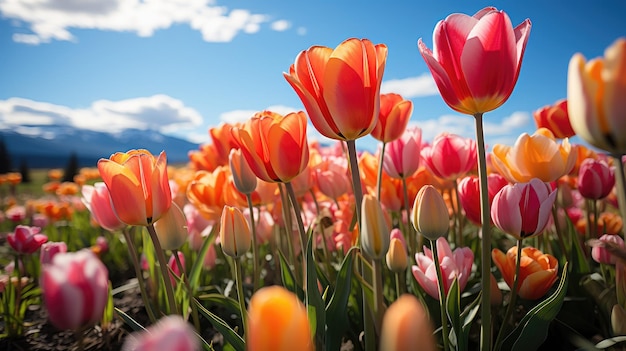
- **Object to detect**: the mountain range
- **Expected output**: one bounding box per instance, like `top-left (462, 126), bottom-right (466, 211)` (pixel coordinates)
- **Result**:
top-left (1, 125), bottom-right (199, 169)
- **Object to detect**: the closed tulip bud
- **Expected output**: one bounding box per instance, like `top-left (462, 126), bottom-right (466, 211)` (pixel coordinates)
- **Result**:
top-left (612, 304), bottom-right (626, 336)
top-left (122, 315), bottom-right (200, 351)
top-left (591, 234), bottom-right (625, 265)
top-left (422, 133), bottom-right (476, 181)
top-left (229, 148), bottom-right (257, 195)
top-left (41, 250), bottom-right (109, 330)
top-left (361, 194), bottom-right (390, 260)
top-left (40, 241), bottom-right (68, 266)
top-left (386, 229), bottom-right (408, 273)
top-left (219, 206), bottom-right (251, 258)
top-left (412, 185), bottom-right (449, 241)
top-left (8, 225), bottom-right (48, 255)
top-left (153, 202), bottom-right (188, 251)
top-left (379, 294), bottom-right (436, 351)
top-left (492, 246), bottom-right (558, 300)
top-left (382, 126), bottom-right (423, 179)
top-left (577, 158), bottom-right (615, 200)
top-left (247, 285), bottom-right (313, 351)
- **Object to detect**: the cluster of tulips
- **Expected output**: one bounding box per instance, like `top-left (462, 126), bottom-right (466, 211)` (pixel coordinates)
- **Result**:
top-left (2, 6), bottom-right (626, 351)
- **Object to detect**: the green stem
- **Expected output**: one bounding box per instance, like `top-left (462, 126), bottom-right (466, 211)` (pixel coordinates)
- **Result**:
top-left (234, 258), bottom-right (249, 338)
top-left (376, 142), bottom-right (387, 200)
top-left (122, 227), bottom-right (157, 323)
top-left (394, 271), bottom-right (404, 300)
top-left (431, 240), bottom-right (451, 351)
top-left (246, 194), bottom-right (260, 291)
top-left (494, 239), bottom-right (523, 351)
top-left (278, 183), bottom-right (301, 285)
top-left (146, 223), bottom-right (178, 315)
top-left (551, 199), bottom-right (568, 258)
top-left (372, 259), bottom-right (384, 331)
top-left (474, 112), bottom-right (492, 351)
top-left (612, 154), bottom-right (626, 243)
top-left (401, 177), bottom-right (416, 256)
top-left (452, 181), bottom-right (464, 247)
top-left (285, 181), bottom-right (308, 257)
top-left (173, 249), bottom-right (201, 332)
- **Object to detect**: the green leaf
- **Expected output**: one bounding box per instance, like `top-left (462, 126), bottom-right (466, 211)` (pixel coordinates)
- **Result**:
top-left (460, 291), bottom-right (481, 345)
top-left (114, 307), bottom-right (146, 332)
top-left (277, 249), bottom-right (304, 300)
top-left (446, 278), bottom-right (462, 351)
top-left (567, 217), bottom-right (590, 276)
top-left (196, 293), bottom-right (242, 317)
top-left (596, 335), bottom-right (626, 349)
top-left (325, 247), bottom-right (356, 351)
top-left (194, 298), bottom-right (245, 351)
top-left (189, 226), bottom-right (217, 291)
top-left (306, 231), bottom-right (326, 351)
top-left (502, 262), bottom-right (569, 351)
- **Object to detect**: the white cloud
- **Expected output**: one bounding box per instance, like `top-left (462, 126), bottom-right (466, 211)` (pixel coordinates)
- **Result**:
top-left (0, 95), bottom-right (203, 135)
top-left (0, 0), bottom-right (292, 44)
top-left (380, 73), bottom-right (439, 98)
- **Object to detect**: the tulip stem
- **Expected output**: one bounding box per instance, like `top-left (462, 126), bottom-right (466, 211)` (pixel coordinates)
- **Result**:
top-left (474, 112), bottom-right (492, 351)
top-left (246, 194), bottom-right (260, 291)
top-left (285, 181), bottom-right (308, 257)
top-left (376, 142), bottom-right (387, 200)
top-left (372, 259), bottom-right (384, 332)
top-left (122, 227), bottom-right (157, 323)
top-left (612, 154), bottom-right (626, 242)
top-left (233, 258), bottom-right (249, 338)
top-left (494, 239), bottom-right (523, 350)
top-left (146, 223), bottom-right (178, 315)
top-left (401, 177), bottom-right (416, 256)
top-left (431, 240), bottom-right (451, 351)
top-left (173, 249), bottom-right (201, 333)
top-left (278, 183), bottom-right (300, 285)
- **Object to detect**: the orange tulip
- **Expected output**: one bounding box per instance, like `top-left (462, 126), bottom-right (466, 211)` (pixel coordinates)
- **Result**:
top-left (418, 7), bottom-right (531, 115)
top-left (188, 142), bottom-right (221, 172)
top-left (219, 206), bottom-right (251, 258)
top-left (186, 166), bottom-right (229, 222)
top-left (379, 294), bottom-right (436, 351)
top-left (284, 38), bottom-right (388, 141)
top-left (568, 38), bottom-right (626, 155)
top-left (492, 246), bottom-right (558, 300)
top-left (97, 149), bottom-right (171, 226)
top-left (209, 122), bottom-right (241, 166)
top-left (491, 128), bottom-right (576, 183)
top-left (247, 285), bottom-right (313, 351)
top-left (533, 99), bottom-right (575, 139)
top-left (232, 110), bottom-right (309, 183)
top-left (371, 93), bottom-right (413, 143)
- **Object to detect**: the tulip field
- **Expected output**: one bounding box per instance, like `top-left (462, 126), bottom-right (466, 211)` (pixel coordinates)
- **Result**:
top-left (2, 6), bottom-right (626, 351)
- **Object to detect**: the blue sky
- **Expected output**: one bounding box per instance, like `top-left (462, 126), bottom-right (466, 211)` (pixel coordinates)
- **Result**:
top-left (1, 0), bottom-right (625, 153)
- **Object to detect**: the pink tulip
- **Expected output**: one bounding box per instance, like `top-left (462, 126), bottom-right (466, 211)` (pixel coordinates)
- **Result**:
top-left (82, 182), bottom-right (126, 232)
top-left (591, 234), bottom-right (625, 265)
top-left (41, 250), bottom-right (109, 330)
top-left (457, 174), bottom-right (508, 225)
top-left (412, 237), bottom-right (473, 299)
top-left (382, 126), bottom-right (423, 179)
top-left (418, 7), bottom-right (531, 115)
top-left (40, 241), bottom-right (68, 265)
top-left (577, 158), bottom-right (615, 200)
top-left (5, 205), bottom-right (26, 222)
top-left (314, 155), bottom-right (351, 200)
top-left (422, 133), bottom-right (476, 180)
top-left (122, 315), bottom-right (199, 351)
top-left (8, 225), bottom-right (48, 254)
top-left (168, 251), bottom-right (185, 286)
top-left (491, 178), bottom-right (557, 239)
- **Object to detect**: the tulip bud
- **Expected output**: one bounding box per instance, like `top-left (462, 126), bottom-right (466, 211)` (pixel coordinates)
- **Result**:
top-left (577, 158), bottom-right (615, 200)
top-left (411, 185), bottom-right (449, 241)
top-left (219, 206), bottom-right (251, 258)
top-left (153, 202), bottom-right (189, 251)
top-left (379, 294), bottom-right (436, 351)
top-left (361, 194), bottom-right (390, 260)
top-left (229, 148), bottom-right (257, 195)
top-left (591, 234), bottom-right (625, 265)
top-left (40, 241), bottom-right (68, 265)
top-left (386, 229), bottom-right (408, 273)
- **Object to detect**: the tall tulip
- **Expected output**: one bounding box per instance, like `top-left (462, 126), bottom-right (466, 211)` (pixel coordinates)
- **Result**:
top-left (97, 149), bottom-right (171, 226)
top-left (533, 99), bottom-right (575, 139)
top-left (492, 246), bottom-right (558, 300)
top-left (186, 166), bottom-right (229, 222)
top-left (41, 250), bottom-right (109, 330)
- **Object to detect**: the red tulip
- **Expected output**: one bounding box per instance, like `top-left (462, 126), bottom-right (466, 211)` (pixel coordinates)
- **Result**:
top-left (422, 133), bottom-right (476, 180)
top-left (7, 225), bottom-right (48, 255)
top-left (457, 173), bottom-right (508, 225)
top-left (284, 38), bottom-right (387, 141)
top-left (533, 99), bottom-right (575, 139)
top-left (41, 250), bottom-right (109, 330)
top-left (577, 158), bottom-right (615, 200)
top-left (418, 7), bottom-right (531, 115)
top-left (371, 93), bottom-right (413, 143)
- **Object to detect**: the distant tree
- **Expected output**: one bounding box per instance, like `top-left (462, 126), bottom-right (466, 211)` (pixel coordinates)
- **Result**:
top-left (63, 152), bottom-right (79, 182)
top-left (0, 137), bottom-right (12, 173)
top-left (20, 159), bottom-right (31, 183)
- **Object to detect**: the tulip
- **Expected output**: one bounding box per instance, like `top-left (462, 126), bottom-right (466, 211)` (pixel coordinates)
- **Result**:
top-left (382, 126), bottom-right (423, 179)
top-left (492, 246), bottom-right (558, 300)
top-left (491, 128), bottom-right (577, 183)
top-left (379, 294), bottom-right (436, 351)
top-left (7, 225), bottom-right (48, 255)
top-left (457, 173), bottom-right (508, 225)
top-left (232, 111), bottom-right (309, 183)
top-left (361, 194), bottom-right (390, 260)
top-left (386, 228), bottom-right (408, 273)
top-left (411, 185), bottom-right (449, 241)
top-left (577, 158), bottom-right (615, 200)
top-left (121, 315), bottom-right (199, 351)
top-left (567, 38), bottom-right (626, 155)
top-left (168, 251), bottom-right (185, 286)
top-left (371, 93), bottom-right (413, 143)
top-left (533, 99), bottom-right (575, 139)
top-left (418, 7), bottom-right (531, 115)
top-left (284, 38), bottom-right (387, 141)
top-left (188, 142), bottom-right (220, 172)
top-left (313, 155), bottom-right (351, 200)
top-left (40, 241), bottom-right (67, 265)
top-left (219, 206), bottom-right (251, 258)
top-left (247, 285), bottom-right (313, 351)
top-left (591, 234), bottom-right (625, 265)
top-left (5, 205), bottom-right (26, 222)
top-left (41, 250), bottom-right (109, 330)
top-left (422, 133), bottom-right (476, 180)
top-left (229, 148), bottom-right (257, 195)
top-left (209, 122), bottom-right (241, 166)
top-left (412, 237), bottom-right (473, 299)
top-left (491, 178), bottom-right (557, 239)
top-left (97, 149), bottom-right (171, 226)
top-left (81, 182), bottom-right (126, 232)
top-left (153, 202), bottom-right (188, 251)
top-left (186, 166), bottom-right (229, 222)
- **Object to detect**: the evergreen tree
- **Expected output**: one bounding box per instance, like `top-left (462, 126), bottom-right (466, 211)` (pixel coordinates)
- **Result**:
top-left (0, 137), bottom-right (12, 173)
top-left (63, 152), bottom-right (79, 182)
top-left (20, 159), bottom-right (31, 183)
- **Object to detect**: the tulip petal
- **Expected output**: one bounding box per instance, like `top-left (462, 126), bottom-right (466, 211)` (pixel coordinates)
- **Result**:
top-left (98, 159), bottom-right (148, 226)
